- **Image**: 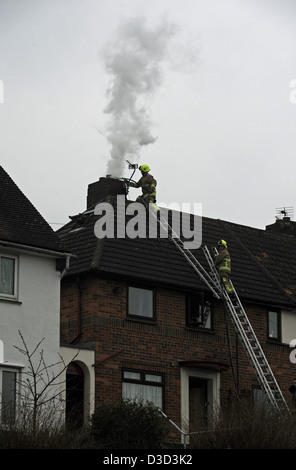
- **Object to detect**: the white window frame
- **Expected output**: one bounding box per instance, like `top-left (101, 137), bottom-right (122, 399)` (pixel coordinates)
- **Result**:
top-left (0, 254), bottom-right (18, 301)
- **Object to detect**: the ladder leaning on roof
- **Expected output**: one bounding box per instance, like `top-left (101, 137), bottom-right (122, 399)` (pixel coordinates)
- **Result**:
top-left (202, 245), bottom-right (289, 413)
top-left (147, 203), bottom-right (289, 412)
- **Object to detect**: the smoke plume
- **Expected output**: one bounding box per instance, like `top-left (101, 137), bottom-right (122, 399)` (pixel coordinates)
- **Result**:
top-left (102, 17), bottom-right (177, 176)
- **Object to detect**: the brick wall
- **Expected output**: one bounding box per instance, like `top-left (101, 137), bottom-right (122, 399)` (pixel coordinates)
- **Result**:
top-left (60, 274), bottom-right (295, 439)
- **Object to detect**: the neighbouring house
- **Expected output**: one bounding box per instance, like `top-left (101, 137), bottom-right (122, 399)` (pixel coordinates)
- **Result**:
top-left (57, 176), bottom-right (296, 442)
top-left (0, 166), bottom-right (95, 428)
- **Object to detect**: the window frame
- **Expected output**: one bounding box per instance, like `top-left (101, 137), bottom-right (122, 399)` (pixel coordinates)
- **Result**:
top-left (186, 292), bottom-right (213, 330)
top-left (127, 285), bottom-right (156, 321)
top-left (122, 368), bottom-right (165, 409)
top-left (267, 309), bottom-right (281, 342)
top-left (0, 254), bottom-right (18, 301)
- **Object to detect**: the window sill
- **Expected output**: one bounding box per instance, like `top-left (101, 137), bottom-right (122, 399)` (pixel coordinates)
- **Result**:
top-left (125, 316), bottom-right (156, 325)
top-left (0, 297), bottom-right (22, 305)
top-left (267, 338), bottom-right (282, 345)
top-left (186, 325), bottom-right (214, 333)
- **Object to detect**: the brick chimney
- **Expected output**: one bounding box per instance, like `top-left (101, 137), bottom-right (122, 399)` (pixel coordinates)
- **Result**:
top-left (266, 217), bottom-right (296, 236)
top-left (87, 177), bottom-right (127, 209)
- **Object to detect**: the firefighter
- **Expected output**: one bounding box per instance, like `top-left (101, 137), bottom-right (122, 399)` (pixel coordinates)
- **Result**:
top-left (130, 164), bottom-right (157, 204)
top-left (214, 239), bottom-right (234, 295)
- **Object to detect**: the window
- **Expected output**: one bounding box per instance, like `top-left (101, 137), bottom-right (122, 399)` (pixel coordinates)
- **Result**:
top-left (1, 369), bottom-right (17, 424)
top-left (268, 310), bottom-right (281, 341)
top-left (0, 255), bottom-right (17, 299)
top-left (128, 286), bottom-right (154, 320)
top-left (187, 293), bottom-right (212, 329)
top-left (122, 369), bottom-right (164, 409)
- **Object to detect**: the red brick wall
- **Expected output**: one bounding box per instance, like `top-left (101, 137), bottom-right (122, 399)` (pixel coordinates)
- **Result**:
top-left (60, 274), bottom-right (295, 439)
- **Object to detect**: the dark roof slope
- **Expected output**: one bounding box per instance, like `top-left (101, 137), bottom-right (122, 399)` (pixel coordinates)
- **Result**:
top-left (57, 201), bottom-right (296, 309)
top-left (0, 166), bottom-right (65, 253)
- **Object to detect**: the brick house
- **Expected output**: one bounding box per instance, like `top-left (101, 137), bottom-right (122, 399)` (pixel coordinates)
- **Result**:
top-left (57, 177), bottom-right (296, 440)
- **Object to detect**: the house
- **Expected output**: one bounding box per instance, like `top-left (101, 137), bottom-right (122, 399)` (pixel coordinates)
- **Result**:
top-left (0, 166), bottom-right (95, 427)
top-left (57, 176), bottom-right (296, 441)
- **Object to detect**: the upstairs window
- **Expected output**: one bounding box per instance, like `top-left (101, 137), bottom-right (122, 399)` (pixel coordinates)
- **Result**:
top-left (268, 310), bottom-right (281, 341)
top-left (0, 255), bottom-right (17, 300)
top-left (127, 286), bottom-right (155, 320)
top-left (187, 293), bottom-right (212, 329)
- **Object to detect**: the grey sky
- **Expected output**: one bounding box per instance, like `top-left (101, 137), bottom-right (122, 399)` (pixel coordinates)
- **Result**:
top-left (0, 0), bottom-right (295, 230)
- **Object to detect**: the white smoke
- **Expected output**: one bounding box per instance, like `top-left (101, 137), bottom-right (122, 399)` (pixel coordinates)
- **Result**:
top-left (102, 17), bottom-right (177, 177)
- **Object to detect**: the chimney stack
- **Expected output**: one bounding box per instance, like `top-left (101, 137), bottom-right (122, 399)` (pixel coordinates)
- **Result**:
top-left (266, 208), bottom-right (296, 235)
top-left (87, 176), bottom-right (127, 209)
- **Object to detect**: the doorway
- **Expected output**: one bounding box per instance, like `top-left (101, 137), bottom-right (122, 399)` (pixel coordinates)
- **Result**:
top-left (189, 377), bottom-right (208, 432)
top-left (66, 362), bottom-right (84, 429)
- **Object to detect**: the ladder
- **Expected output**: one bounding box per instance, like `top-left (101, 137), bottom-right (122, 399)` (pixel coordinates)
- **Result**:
top-left (148, 204), bottom-right (220, 299)
top-left (147, 203), bottom-right (289, 411)
top-left (203, 245), bottom-right (289, 412)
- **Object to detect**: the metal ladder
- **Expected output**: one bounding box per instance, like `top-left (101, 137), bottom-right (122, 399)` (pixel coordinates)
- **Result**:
top-left (148, 204), bottom-right (220, 299)
top-left (148, 203), bottom-right (288, 411)
top-left (203, 245), bottom-right (289, 412)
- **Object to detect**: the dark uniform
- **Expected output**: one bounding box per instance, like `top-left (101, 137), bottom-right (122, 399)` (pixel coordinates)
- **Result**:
top-left (215, 241), bottom-right (234, 294)
top-left (131, 165), bottom-right (157, 203)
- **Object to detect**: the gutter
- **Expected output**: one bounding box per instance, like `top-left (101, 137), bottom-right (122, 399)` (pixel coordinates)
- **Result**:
top-left (0, 239), bottom-right (74, 279)
top-left (0, 239), bottom-right (72, 259)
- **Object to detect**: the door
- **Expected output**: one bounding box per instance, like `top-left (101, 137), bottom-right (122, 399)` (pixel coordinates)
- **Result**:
top-left (189, 377), bottom-right (208, 432)
top-left (66, 362), bottom-right (84, 429)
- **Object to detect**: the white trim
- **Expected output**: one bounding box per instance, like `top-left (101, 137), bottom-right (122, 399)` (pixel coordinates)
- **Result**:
top-left (180, 367), bottom-right (220, 441)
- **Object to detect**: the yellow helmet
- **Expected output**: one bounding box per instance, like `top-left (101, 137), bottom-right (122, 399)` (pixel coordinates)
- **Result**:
top-left (139, 164), bottom-right (150, 173)
top-left (218, 239), bottom-right (227, 248)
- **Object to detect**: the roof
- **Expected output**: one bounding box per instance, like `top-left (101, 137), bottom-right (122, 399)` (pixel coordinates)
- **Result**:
top-left (57, 198), bottom-right (296, 309)
top-left (0, 166), bottom-right (66, 254)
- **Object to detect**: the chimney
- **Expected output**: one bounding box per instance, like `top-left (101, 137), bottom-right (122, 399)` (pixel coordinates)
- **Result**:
top-left (87, 176), bottom-right (127, 209)
top-left (266, 217), bottom-right (296, 236)
top-left (266, 208), bottom-right (296, 235)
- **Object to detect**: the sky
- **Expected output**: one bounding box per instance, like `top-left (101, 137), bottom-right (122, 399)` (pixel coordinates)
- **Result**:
top-left (0, 0), bottom-right (295, 231)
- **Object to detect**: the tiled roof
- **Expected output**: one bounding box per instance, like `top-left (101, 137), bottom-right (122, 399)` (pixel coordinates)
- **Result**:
top-left (0, 166), bottom-right (65, 253)
top-left (57, 199), bottom-right (296, 309)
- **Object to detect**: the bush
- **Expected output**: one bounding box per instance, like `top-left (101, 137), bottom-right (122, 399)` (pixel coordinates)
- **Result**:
top-left (90, 398), bottom-right (169, 449)
top-left (190, 400), bottom-right (296, 449)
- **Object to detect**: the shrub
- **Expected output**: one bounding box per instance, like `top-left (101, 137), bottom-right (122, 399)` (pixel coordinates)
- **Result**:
top-left (90, 398), bottom-right (169, 449)
top-left (190, 400), bottom-right (296, 449)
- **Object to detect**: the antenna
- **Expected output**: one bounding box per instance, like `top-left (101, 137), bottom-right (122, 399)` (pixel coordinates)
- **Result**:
top-left (275, 207), bottom-right (294, 220)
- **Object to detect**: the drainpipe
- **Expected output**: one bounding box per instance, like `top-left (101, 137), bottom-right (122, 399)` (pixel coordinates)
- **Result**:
top-left (60, 254), bottom-right (71, 278)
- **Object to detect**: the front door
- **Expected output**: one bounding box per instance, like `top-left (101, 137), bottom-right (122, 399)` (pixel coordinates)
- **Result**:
top-left (189, 377), bottom-right (208, 432)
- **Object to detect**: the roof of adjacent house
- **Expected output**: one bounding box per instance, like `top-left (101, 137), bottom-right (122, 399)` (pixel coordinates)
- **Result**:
top-left (57, 197), bottom-right (296, 309)
top-left (0, 166), bottom-right (66, 254)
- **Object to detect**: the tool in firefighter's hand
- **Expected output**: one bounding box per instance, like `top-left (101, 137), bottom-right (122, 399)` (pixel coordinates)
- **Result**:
top-left (126, 160), bottom-right (138, 182)
top-left (126, 160), bottom-right (138, 170)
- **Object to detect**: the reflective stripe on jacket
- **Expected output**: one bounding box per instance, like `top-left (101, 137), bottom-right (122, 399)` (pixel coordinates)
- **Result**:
top-left (215, 248), bottom-right (231, 273)
top-left (132, 173), bottom-right (157, 199)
